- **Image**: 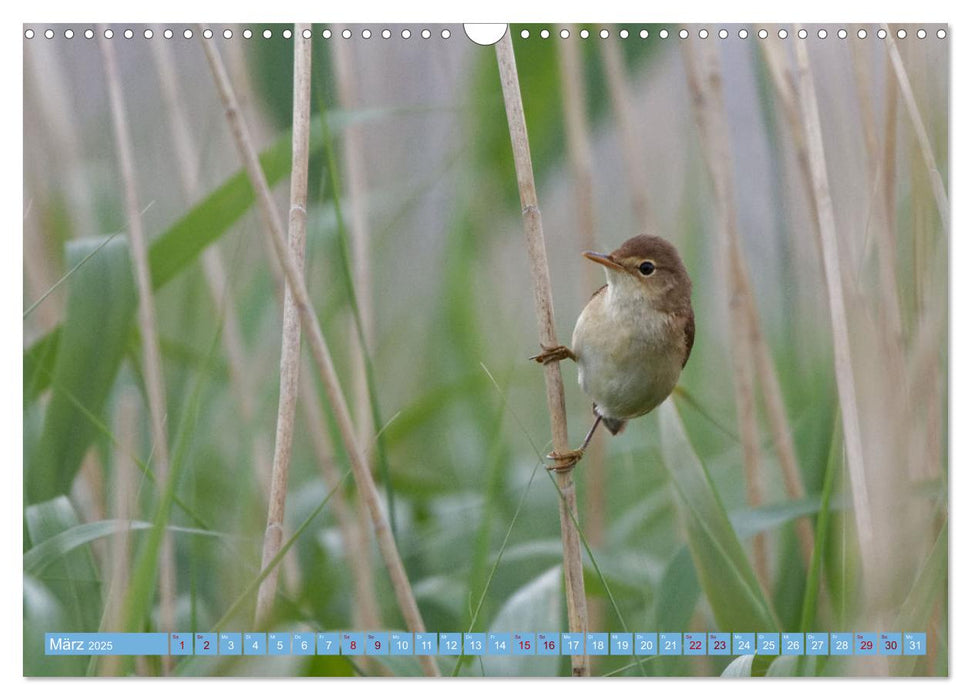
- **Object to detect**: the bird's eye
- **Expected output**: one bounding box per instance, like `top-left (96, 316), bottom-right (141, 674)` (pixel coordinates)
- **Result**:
top-left (638, 260), bottom-right (656, 276)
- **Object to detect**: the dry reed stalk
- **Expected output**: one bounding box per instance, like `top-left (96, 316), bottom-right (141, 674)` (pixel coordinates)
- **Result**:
top-left (846, 39), bottom-right (907, 349)
top-left (556, 26), bottom-right (607, 552)
top-left (199, 33), bottom-right (440, 677)
top-left (99, 30), bottom-right (177, 646)
top-left (331, 26), bottom-right (377, 444)
top-left (556, 30), bottom-right (607, 642)
top-left (329, 32), bottom-right (385, 642)
top-left (25, 39), bottom-right (98, 241)
top-left (300, 358), bottom-right (383, 630)
top-left (883, 26), bottom-right (949, 233)
top-left (681, 40), bottom-right (769, 587)
top-left (254, 24), bottom-right (313, 626)
top-left (599, 29), bottom-right (656, 234)
top-left (101, 391), bottom-right (138, 676)
top-left (495, 31), bottom-right (590, 677)
top-left (882, 51), bottom-right (900, 257)
top-left (215, 27), bottom-right (381, 633)
top-left (792, 28), bottom-right (877, 589)
top-left (148, 27), bottom-right (271, 481)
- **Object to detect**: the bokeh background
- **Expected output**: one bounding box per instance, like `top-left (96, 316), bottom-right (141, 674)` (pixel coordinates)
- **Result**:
top-left (23, 23), bottom-right (948, 676)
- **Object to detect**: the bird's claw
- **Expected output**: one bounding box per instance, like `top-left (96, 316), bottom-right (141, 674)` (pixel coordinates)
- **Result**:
top-left (530, 344), bottom-right (576, 365)
top-left (546, 448), bottom-right (585, 472)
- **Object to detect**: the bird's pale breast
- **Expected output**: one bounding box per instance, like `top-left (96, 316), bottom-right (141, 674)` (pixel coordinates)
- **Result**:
top-left (572, 292), bottom-right (684, 422)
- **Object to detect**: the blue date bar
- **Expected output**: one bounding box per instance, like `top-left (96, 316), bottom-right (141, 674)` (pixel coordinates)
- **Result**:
top-left (46, 633), bottom-right (169, 655)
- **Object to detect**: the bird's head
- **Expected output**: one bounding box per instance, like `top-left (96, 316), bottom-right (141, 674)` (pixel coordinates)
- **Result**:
top-left (583, 235), bottom-right (692, 313)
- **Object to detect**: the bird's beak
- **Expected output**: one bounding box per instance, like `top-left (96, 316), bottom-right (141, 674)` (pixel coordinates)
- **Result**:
top-left (583, 251), bottom-right (625, 272)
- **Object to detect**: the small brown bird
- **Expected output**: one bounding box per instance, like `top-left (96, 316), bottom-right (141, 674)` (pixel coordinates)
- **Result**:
top-left (533, 235), bottom-right (694, 468)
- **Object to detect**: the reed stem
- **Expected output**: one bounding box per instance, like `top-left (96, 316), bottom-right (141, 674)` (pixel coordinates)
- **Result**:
top-left (99, 29), bottom-right (177, 649)
top-left (681, 39), bottom-right (770, 588)
top-left (254, 24), bottom-right (313, 626)
top-left (495, 29), bottom-right (589, 677)
top-left (199, 30), bottom-right (440, 677)
top-left (792, 27), bottom-right (877, 591)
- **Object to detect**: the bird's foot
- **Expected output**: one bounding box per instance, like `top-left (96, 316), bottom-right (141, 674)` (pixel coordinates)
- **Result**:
top-left (530, 344), bottom-right (576, 365)
top-left (546, 448), bottom-right (585, 472)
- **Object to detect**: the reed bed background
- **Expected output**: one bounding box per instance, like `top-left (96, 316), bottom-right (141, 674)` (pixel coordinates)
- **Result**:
top-left (22, 23), bottom-right (948, 677)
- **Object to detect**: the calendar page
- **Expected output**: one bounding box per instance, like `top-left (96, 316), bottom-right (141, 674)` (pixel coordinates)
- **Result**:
top-left (22, 20), bottom-right (948, 679)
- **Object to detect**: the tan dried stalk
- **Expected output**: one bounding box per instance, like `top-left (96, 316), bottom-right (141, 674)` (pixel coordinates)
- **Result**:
top-left (101, 391), bottom-right (138, 677)
top-left (254, 24), bottom-right (313, 626)
top-left (331, 27), bottom-right (376, 438)
top-left (150, 33), bottom-right (257, 425)
top-left (199, 32), bottom-right (440, 677)
top-left (148, 26), bottom-right (273, 499)
top-left (212, 26), bottom-right (380, 633)
top-left (792, 28), bottom-right (877, 588)
top-left (99, 29), bottom-right (177, 644)
top-left (329, 26), bottom-right (383, 635)
top-left (556, 30), bottom-right (607, 644)
top-left (599, 29), bottom-right (656, 234)
top-left (556, 27), bottom-right (607, 554)
top-left (495, 30), bottom-right (590, 677)
top-left (681, 40), bottom-right (769, 587)
top-left (300, 357), bottom-right (383, 630)
top-left (845, 37), bottom-right (907, 350)
top-left (883, 26), bottom-right (949, 233)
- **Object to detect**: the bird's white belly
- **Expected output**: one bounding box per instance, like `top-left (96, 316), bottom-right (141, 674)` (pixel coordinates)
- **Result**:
top-left (573, 308), bottom-right (682, 421)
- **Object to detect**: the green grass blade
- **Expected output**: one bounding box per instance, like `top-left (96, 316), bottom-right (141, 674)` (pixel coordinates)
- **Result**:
top-left (24, 497), bottom-right (103, 632)
top-left (23, 110), bottom-right (385, 404)
top-left (659, 401), bottom-right (780, 632)
top-left (26, 237), bottom-right (137, 504)
top-left (24, 520), bottom-right (229, 577)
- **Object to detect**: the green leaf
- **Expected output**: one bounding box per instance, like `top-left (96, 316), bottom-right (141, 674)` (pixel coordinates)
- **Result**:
top-left (483, 566), bottom-right (562, 677)
top-left (656, 547), bottom-right (700, 632)
top-left (23, 109), bottom-right (384, 405)
top-left (766, 655), bottom-right (799, 676)
top-left (721, 654), bottom-right (755, 677)
top-left (24, 519), bottom-right (227, 577)
top-left (658, 401), bottom-right (780, 632)
top-left (24, 497), bottom-right (102, 634)
top-left (26, 237), bottom-right (136, 504)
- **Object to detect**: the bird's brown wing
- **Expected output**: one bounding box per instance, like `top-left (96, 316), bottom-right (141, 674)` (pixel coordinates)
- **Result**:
top-left (682, 310), bottom-right (695, 368)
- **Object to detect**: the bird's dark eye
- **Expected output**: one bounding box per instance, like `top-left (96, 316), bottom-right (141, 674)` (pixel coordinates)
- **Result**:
top-left (638, 260), bottom-right (656, 276)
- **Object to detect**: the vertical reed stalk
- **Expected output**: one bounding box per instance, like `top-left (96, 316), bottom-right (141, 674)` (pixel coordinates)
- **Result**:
top-left (681, 40), bottom-right (769, 588)
top-left (495, 30), bottom-right (589, 677)
top-left (300, 357), bottom-right (383, 630)
top-left (329, 30), bottom-right (384, 638)
top-left (331, 26), bottom-right (377, 441)
top-left (199, 32), bottom-right (440, 677)
top-left (556, 29), bottom-right (607, 639)
top-left (792, 28), bottom-right (877, 592)
top-left (883, 26), bottom-right (949, 233)
top-left (599, 29), bottom-right (656, 234)
top-left (254, 24), bottom-right (313, 626)
top-left (99, 29), bottom-right (177, 645)
top-left (148, 26), bottom-right (273, 496)
top-left (101, 391), bottom-right (138, 676)
top-left (213, 27), bottom-right (380, 633)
